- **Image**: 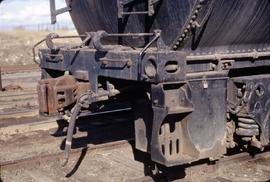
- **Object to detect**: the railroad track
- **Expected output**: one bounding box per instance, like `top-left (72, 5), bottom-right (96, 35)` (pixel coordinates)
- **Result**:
top-left (0, 140), bottom-right (136, 182)
top-left (1, 111), bottom-right (270, 181)
top-left (0, 64), bottom-right (40, 93)
top-left (0, 112), bottom-right (137, 182)
top-left (1, 64), bottom-right (39, 74)
top-left (183, 149), bottom-right (270, 181)
top-left (1, 71), bottom-right (40, 91)
top-left (0, 139), bottom-right (133, 168)
top-left (0, 90), bottom-right (38, 121)
top-left (0, 69), bottom-right (39, 121)
top-left (1, 132), bottom-right (270, 182)
top-left (0, 90), bottom-right (37, 103)
top-left (128, 150), bottom-right (270, 182)
top-left (1, 105), bottom-right (270, 180)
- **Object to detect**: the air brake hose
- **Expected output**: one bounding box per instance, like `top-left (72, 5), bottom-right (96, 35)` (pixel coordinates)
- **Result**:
top-left (61, 91), bottom-right (112, 166)
top-left (62, 92), bottom-right (93, 167)
top-left (62, 102), bottom-right (82, 167)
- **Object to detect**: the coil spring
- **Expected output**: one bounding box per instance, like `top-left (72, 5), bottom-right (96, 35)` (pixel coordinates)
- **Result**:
top-left (236, 117), bottom-right (259, 140)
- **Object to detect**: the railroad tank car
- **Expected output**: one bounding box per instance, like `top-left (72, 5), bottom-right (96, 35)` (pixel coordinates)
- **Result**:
top-left (36, 0), bottom-right (270, 167)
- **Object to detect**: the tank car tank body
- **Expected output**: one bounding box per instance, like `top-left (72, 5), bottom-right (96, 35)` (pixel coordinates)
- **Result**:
top-left (37, 0), bottom-right (270, 167)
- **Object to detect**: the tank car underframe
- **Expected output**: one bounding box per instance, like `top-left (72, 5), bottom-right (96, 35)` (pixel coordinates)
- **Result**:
top-left (37, 32), bottom-right (270, 167)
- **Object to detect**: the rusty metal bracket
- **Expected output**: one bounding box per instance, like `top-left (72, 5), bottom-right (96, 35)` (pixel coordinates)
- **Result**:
top-left (37, 75), bottom-right (91, 115)
top-left (50, 0), bottom-right (71, 24)
top-left (100, 57), bottom-right (133, 68)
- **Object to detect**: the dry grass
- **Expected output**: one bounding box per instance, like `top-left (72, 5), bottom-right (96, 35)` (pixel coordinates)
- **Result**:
top-left (0, 30), bottom-right (80, 66)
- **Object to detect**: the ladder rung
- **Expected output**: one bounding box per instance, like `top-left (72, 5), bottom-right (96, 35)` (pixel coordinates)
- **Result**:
top-left (118, 0), bottom-right (159, 18)
top-left (122, 11), bottom-right (149, 15)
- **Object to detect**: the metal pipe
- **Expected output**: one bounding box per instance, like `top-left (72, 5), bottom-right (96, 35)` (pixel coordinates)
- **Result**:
top-left (186, 51), bottom-right (270, 61)
top-left (138, 31), bottom-right (161, 78)
top-left (49, 0), bottom-right (57, 24)
top-left (0, 67), bottom-right (2, 91)
top-left (53, 33), bottom-right (154, 39)
top-left (107, 32), bottom-right (154, 37)
top-left (122, 11), bottom-right (150, 15)
top-left (32, 38), bottom-right (46, 65)
top-left (79, 107), bottom-right (132, 118)
top-left (54, 35), bottom-right (87, 39)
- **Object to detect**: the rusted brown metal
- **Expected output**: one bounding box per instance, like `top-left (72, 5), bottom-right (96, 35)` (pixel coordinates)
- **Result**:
top-left (37, 75), bottom-right (90, 115)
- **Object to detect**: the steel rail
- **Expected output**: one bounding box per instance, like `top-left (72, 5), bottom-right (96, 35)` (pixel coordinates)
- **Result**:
top-left (129, 150), bottom-right (270, 182)
top-left (0, 139), bottom-right (133, 168)
top-left (1, 64), bottom-right (39, 74)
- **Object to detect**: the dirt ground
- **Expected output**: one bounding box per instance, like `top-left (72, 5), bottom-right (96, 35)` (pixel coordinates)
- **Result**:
top-left (0, 115), bottom-right (145, 182)
top-left (1, 121), bottom-right (270, 182)
top-left (2, 93), bottom-right (268, 181)
top-left (0, 30), bottom-right (79, 66)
